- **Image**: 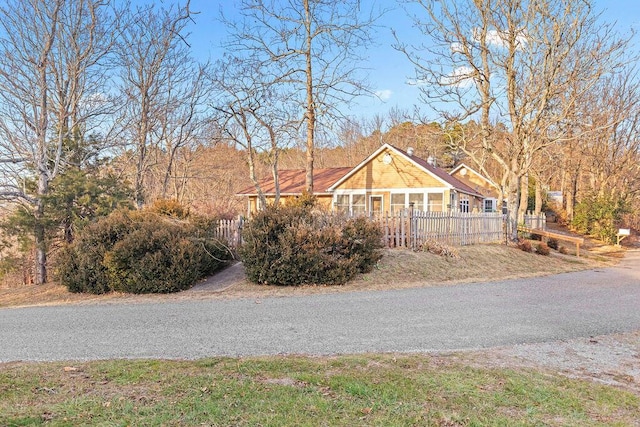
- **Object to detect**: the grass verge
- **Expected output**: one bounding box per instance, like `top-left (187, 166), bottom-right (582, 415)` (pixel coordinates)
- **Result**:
top-left (1, 354), bottom-right (638, 426)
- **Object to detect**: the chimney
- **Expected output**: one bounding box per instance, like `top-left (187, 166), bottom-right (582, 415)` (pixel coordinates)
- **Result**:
top-left (427, 156), bottom-right (436, 167)
top-left (407, 147), bottom-right (414, 156)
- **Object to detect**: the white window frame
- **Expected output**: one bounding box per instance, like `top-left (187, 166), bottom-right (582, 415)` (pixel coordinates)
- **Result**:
top-left (388, 190), bottom-right (446, 213)
top-left (390, 193), bottom-right (405, 214)
top-left (333, 192), bottom-right (367, 216)
top-left (408, 193), bottom-right (424, 212)
top-left (351, 194), bottom-right (366, 216)
top-left (459, 195), bottom-right (470, 213)
top-left (484, 198), bottom-right (496, 213)
top-left (426, 192), bottom-right (444, 212)
top-left (335, 194), bottom-right (350, 214)
top-left (369, 195), bottom-right (384, 215)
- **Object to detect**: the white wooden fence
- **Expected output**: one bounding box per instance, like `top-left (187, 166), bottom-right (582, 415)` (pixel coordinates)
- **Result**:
top-left (523, 211), bottom-right (547, 230)
top-left (212, 218), bottom-right (244, 249)
top-left (376, 211), bottom-right (506, 248)
top-left (213, 212), bottom-right (546, 250)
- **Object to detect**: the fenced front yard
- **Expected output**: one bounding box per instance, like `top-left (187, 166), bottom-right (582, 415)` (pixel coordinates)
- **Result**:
top-left (378, 210), bottom-right (545, 249)
top-left (377, 211), bottom-right (506, 248)
top-left (213, 212), bottom-right (546, 250)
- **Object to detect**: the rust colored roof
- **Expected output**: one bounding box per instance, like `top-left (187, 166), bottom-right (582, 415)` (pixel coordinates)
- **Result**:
top-left (237, 167), bottom-right (353, 196)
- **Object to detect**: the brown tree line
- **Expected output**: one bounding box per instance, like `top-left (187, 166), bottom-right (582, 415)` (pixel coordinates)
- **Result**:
top-left (0, 0), bottom-right (639, 284)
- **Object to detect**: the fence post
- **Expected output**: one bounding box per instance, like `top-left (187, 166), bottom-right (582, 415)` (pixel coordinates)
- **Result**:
top-left (409, 202), bottom-right (415, 250)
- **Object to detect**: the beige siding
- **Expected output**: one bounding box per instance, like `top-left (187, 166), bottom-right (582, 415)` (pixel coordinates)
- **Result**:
top-left (335, 149), bottom-right (444, 190)
top-left (245, 194), bottom-right (333, 215)
top-left (451, 167), bottom-right (500, 199)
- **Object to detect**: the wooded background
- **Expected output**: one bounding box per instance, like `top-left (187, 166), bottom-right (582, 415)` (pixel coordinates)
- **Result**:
top-left (1, 0), bottom-right (638, 285)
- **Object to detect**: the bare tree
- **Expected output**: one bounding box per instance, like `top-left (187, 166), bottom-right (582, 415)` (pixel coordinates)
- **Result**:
top-left (154, 63), bottom-right (210, 201)
top-left (581, 72), bottom-right (640, 199)
top-left (396, 0), bottom-right (631, 239)
top-left (210, 55), bottom-right (297, 208)
top-left (223, 0), bottom-right (380, 193)
top-left (114, 1), bottom-right (202, 208)
top-left (0, 0), bottom-right (116, 284)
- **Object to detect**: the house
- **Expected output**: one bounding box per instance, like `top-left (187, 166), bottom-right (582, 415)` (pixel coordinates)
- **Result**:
top-left (449, 163), bottom-right (503, 212)
top-left (237, 143), bottom-right (486, 216)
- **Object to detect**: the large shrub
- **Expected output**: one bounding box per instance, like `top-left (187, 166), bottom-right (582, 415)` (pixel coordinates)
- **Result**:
top-left (239, 205), bottom-right (383, 286)
top-left (572, 194), bottom-right (629, 244)
top-left (56, 209), bottom-right (231, 294)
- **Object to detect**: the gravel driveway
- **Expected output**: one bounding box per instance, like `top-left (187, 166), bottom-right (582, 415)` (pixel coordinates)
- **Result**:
top-left (2, 250), bottom-right (639, 369)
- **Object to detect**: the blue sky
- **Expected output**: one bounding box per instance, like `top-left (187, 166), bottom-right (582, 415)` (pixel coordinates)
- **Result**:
top-left (184, 0), bottom-right (640, 124)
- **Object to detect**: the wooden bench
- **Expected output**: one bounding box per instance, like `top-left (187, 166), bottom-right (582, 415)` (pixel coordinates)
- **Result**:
top-left (518, 226), bottom-right (585, 257)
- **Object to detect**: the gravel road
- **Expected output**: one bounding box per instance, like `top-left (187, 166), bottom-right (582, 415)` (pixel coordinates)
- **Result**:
top-left (1, 251), bottom-right (639, 363)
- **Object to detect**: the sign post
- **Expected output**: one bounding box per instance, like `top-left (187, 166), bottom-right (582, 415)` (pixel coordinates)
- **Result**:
top-left (616, 228), bottom-right (630, 246)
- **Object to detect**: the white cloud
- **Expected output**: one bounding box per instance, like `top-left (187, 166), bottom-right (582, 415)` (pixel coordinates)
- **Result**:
top-left (375, 89), bottom-right (393, 101)
top-left (450, 42), bottom-right (465, 54)
top-left (440, 66), bottom-right (475, 88)
top-left (484, 30), bottom-right (506, 47)
top-left (473, 28), bottom-right (528, 49)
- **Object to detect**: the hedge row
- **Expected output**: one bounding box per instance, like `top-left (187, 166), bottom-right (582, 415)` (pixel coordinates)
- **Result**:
top-left (57, 209), bottom-right (231, 294)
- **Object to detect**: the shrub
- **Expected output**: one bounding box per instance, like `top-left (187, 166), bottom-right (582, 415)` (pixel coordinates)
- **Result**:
top-left (56, 209), bottom-right (231, 294)
top-left (559, 246), bottom-right (569, 255)
top-left (239, 205), bottom-right (383, 286)
top-left (415, 240), bottom-right (459, 258)
top-left (572, 193), bottom-right (629, 244)
top-left (285, 191), bottom-right (318, 210)
top-left (547, 238), bottom-right (559, 250)
top-left (149, 198), bottom-right (190, 219)
top-left (535, 242), bottom-right (550, 256)
top-left (517, 238), bottom-right (533, 253)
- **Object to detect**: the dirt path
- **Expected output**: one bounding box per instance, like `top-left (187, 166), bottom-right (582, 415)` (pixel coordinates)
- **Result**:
top-left (188, 261), bottom-right (246, 293)
top-left (464, 331), bottom-right (640, 395)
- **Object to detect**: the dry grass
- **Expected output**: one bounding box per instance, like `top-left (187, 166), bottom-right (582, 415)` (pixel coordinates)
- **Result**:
top-left (0, 239), bottom-right (617, 309)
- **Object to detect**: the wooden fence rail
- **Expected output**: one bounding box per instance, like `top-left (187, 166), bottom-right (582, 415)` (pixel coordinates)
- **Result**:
top-left (213, 212), bottom-right (546, 250)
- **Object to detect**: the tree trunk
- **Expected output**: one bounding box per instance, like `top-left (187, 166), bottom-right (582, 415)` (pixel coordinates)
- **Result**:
top-left (271, 148), bottom-right (280, 206)
top-left (518, 173), bottom-right (529, 222)
top-left (506, 170), bottom-right (521, 241)
top-left (566, 170), bottom-right (579, 222)
top-left (135, 121), bottom-right (148, 209)
top-left (534, 179), bottom-right (543, 215)
top-left (34, 172), bottom-right (49, 284)
top-left (304, 0), bottom-right (315, 194)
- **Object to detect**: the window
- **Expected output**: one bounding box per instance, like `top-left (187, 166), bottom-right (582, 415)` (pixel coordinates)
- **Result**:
top-left (335, 195), bottom-right (350, 214)
top-left (459, 196), bottom-right (470, 213)
top-left (427, 193), bottom-right (443, 212)
top-left (390, 194), bottom-right (405, 214)
top-left (370, 195), bottom-right (383, 216)
top-left (408, 193), bottom-right (424, 212)
top-left (484, 199), bottom-right (495, 213)
top-left (352, 194), bottom-right (366, 216)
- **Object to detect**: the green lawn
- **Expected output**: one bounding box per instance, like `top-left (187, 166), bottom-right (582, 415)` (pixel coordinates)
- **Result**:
top-left (1, 354), bottom-right (638, 426)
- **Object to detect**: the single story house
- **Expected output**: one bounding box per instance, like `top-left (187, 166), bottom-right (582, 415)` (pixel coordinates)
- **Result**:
top-left (237, 143), bottom-right (486, 216)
